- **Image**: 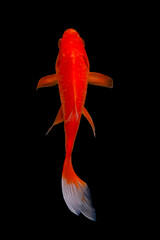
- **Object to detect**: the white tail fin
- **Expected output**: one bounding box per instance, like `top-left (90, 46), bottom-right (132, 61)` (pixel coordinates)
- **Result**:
top-left (62, 157), bottom-right (96, 221)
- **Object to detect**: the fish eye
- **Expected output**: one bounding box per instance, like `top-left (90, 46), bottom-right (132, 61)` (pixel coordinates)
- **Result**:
top-left (58, 39), bottom-right (62, 48)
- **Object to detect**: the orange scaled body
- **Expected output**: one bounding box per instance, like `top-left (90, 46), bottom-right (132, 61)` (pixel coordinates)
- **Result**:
top-left (37, 29), bottom-right (113, 221)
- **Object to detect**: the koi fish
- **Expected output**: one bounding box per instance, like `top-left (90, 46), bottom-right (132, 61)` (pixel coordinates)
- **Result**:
top-left (37, 29), bottom-right (113, 221)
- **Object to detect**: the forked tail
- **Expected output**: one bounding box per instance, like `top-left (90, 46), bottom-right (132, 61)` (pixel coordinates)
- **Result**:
top-left (62, 156), bottom-right (96, 221)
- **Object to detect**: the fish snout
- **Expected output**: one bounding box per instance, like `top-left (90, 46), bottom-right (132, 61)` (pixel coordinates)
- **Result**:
top-left (64, 28), bottom-right (78, 34)
top-left (63, 29), bottom-right (80, 39)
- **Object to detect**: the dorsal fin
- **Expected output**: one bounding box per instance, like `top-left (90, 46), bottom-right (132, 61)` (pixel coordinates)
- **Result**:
top-left (65, 105), bottom-right (79, 123)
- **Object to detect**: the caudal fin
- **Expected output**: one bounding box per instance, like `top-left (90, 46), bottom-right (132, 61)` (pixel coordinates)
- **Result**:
top-left (62, 157), bottom-right (96, 221)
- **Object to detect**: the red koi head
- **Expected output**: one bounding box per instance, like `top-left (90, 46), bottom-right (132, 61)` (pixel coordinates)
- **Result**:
top-left (56, 29), bottom-right (89, 71)
top-left (58, 28), bottom-right (85, 50)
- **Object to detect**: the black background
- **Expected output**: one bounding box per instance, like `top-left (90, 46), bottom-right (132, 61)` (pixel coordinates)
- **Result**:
top-left (5, 2), bottom-right (143, 237)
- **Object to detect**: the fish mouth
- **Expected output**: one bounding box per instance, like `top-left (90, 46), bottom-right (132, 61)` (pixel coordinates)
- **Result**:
top-left (64, 28), bottom-right (77, 34)
top-left (63, 29), bottom-right (79, 37)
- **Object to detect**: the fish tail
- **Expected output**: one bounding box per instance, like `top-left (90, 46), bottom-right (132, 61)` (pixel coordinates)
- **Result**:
top-left (62, 156), bottom-right (96, 221)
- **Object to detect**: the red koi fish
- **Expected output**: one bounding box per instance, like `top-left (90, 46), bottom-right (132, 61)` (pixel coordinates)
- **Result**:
top-left (37, 29), bottom-right (113, 221)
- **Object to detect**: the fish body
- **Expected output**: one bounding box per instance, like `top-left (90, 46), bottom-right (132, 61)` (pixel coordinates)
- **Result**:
top-left (37, 29), bottom-right (113, 221)
top-left (56, 30), bottom-right (89, 157)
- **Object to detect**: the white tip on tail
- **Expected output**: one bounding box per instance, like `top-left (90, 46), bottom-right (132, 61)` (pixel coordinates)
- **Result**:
top-left (62, 176), bottom-right (96, 221)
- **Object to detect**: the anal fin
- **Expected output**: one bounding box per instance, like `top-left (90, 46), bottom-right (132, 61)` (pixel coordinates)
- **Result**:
top-left (46, 106), bottom-right (63, 135)
top-left (83, 107), bottom-right (96, 137)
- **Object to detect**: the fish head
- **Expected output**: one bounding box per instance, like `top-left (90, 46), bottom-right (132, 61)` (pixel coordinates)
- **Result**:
top-left (58, 29), bottom-right (85, 49)
top-left (56, 29), bottom-right (89, 71)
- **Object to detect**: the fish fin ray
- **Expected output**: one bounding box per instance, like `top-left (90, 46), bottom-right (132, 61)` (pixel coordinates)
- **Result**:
top-left (66, 105), bottom-right (79, 123)
top-left (36, 74), bottom-right (58, 90)
top-left (62, 157), bottom-right (96, 221)
top-left (88, 72), bottom-right (113, 88)
top-left (81, 184), bottom-right (96, 221)
top-left (83, 107), bottom-right (96, 137)
top-left (46, 106), bottom-right (63, 135)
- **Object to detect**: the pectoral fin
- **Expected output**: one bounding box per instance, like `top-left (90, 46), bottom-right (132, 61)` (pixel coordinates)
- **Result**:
top-left (88, 72), bottom-right (113, 88)
top-left (46, 106), bottom-right (63, 135)
top-left (83, 107), bottom-right (96, 137)
top-left (36, 74), bottom-right (58, 90)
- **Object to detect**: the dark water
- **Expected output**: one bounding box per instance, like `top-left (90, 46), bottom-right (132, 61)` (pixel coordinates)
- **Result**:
top-left (4, 3), bottom-right (143, 237)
